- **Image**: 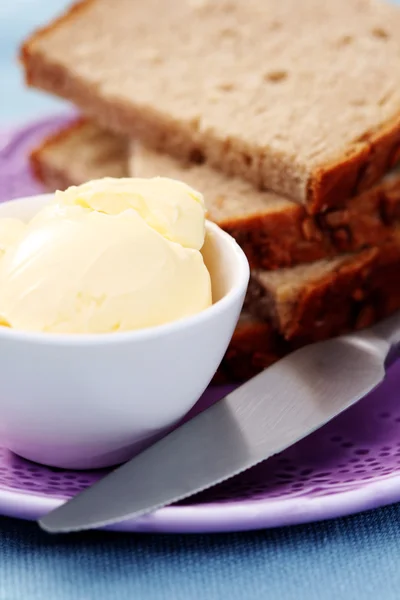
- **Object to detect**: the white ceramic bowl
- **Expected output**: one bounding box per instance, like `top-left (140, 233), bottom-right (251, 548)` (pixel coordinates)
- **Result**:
top-left (0, 194), bottom-right (249, 469)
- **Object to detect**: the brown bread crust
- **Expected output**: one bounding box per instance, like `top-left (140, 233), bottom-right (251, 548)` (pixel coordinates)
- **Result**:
top-left (224, 178), bottom-right (400, 270)
top-left (20, 0), bottom-right (400, 214)
top-left (20, 0), bottom-right (96, 63)
top-left (30, 117), bottom-right (89, 186)
top-left (307, 116), bottom-right (400, 213)
top-left (249, 240), bottom-right (400, 341)
top-left (31, 120), bottom-right (400, 270)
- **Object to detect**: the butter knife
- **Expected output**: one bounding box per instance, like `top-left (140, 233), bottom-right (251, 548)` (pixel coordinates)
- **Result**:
top-left (39, 312), bottom-right (400, 533)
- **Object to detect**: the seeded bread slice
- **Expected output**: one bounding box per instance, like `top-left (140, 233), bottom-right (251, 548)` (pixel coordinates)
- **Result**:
top-left (21, 0), bottom-right (400, 213)
top-left (31, 119), bottom-right (400, 269)
top-left (220, 236), bottom-right (400, 381)
top-left (218, 237), bottom-right (400, 382)
top-left (248, 239), bottom-right (400, 341)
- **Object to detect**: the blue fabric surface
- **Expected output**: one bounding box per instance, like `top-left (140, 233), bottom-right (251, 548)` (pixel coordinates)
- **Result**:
top-left (0, 505), bottom-right (399, 600)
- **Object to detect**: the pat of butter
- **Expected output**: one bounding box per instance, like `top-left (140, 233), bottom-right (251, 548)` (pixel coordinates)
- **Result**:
top-left (56, 176), bottom-right (206, 250)
top-left (0, 177), bottom-right (212, 334)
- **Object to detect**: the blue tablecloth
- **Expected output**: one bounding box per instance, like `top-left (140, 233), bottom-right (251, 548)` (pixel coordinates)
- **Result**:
top-left (2, 2), bottom-right (400, 598)
top-left (0, 505), bottom-right (399, 600)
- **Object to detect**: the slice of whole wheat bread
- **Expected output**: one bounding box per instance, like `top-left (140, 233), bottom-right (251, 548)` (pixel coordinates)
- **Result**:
top-left (21, 0), bottom-right (400, 213)
top-left (31, 119), bottom-right (400, 270)
top-left (30, 119), bottom-right (128, 188)
top-left (212, 232), bottom-right (400, 381)
top-left (218, 236), bottom-right (400, 379)
top-left (220, 234), bottom-right (400, 376)
top-left (248, 238), bottom-right (400, 341)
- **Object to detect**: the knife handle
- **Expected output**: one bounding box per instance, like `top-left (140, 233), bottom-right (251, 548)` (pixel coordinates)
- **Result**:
top-left (369, 310), bottom-right (400, 361)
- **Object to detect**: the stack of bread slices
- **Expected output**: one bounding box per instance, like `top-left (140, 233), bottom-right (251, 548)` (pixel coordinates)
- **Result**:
top-left (22, 0), bottom-right (400, 381)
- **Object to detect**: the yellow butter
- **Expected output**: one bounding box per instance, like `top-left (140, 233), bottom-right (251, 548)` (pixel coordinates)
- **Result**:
top-left (0, 177), bottom-right (211, 334)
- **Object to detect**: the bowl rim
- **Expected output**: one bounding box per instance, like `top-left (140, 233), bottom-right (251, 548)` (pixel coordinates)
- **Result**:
top-left (0, 193), bottom-right (250, 346)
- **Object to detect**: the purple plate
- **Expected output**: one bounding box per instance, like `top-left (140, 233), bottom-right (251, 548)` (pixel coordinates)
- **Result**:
top-left (0, 115), bottom-right (400, 533)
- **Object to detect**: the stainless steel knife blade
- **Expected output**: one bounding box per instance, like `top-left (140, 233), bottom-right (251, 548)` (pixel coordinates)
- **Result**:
top-left (39, 312), bottom-right (400, 533)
